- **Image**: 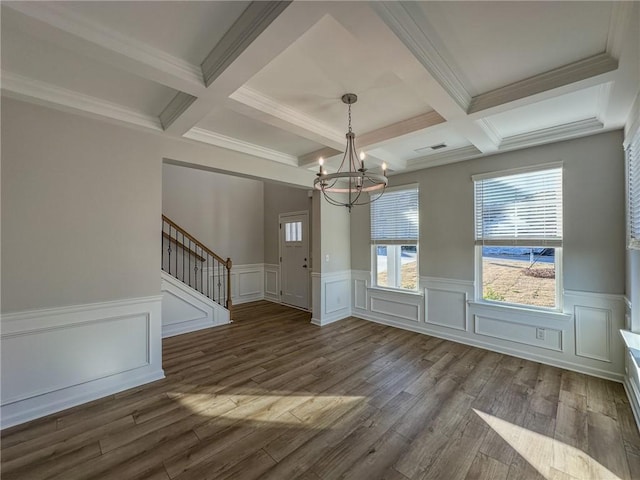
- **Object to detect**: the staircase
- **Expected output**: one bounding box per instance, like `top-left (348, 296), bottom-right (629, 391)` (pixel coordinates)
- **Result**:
top-left (161, 215), bottom-right (232, 337)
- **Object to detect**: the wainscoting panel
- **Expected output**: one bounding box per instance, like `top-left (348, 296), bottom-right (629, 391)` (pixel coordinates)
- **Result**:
top-left (352, 272), bottom-right (626, 382)
top-left (474, 315), bottom-right (563, 351)
top-left (575, 305), bottom-right (611, 362)
top-left (370, 295), bottom-right (420, 323)
top-left (231, 264), bottom-right (264, 305)
top-left (161, 271), bottom-right (229, 338)
top-left (354, 278), bottom-right (368, 311)
top-left (311, 271), bottom-right (351, 326)
top-left (264, 264), bottom-right (280, 303)
top-left (1, 295), bottom-right (164, 428)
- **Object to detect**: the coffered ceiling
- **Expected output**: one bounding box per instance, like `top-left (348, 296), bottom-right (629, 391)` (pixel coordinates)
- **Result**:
top-left (2, 1), bottom-right (638, 181)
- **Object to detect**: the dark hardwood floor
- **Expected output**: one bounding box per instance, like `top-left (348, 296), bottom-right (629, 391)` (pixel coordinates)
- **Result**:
top-left (2, 301), bottom-right (639, 479)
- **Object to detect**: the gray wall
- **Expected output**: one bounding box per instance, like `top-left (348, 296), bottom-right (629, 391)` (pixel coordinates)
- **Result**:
top-left (321, 194), bottom-right (351, 273)
top-left (163, 163), bottom-right (264, 265)
top-left (1, 98), bottom-right (162, 312)
top-left (352, 130), bottom-right (626, 295)
top-left (263, 182), bottom-right (310, 265)
top-left (1, 98), bottom-right (314, 314)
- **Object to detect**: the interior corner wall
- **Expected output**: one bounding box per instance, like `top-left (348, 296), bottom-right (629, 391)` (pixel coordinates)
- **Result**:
top-left (162, 163), bottom-right (264, 265)
top-left (263, 181), bottom-right (311, 265)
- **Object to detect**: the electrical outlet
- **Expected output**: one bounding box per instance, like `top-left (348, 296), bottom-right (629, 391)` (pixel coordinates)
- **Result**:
top-left (536, 328), bottom-right (545, 340)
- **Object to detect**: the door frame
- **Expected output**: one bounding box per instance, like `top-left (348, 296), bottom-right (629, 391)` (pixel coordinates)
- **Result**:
top-left (279, 210), bottom-right (310, 311)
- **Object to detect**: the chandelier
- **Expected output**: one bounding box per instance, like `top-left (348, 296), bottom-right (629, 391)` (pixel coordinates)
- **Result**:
top-left (313, 93), bottom-right (388, 211)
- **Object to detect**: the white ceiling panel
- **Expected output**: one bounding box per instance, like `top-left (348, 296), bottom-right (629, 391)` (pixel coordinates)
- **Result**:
top-left (373, 124), bottom-right (472, 161)
top-left (1, 25), bottom-right (176, 116)
top-left (196, 109), bottom-right (325, 157)
top-left (56, 1), bottom-right (250, 65)
top-left (484, 85), bottom-right (603, 139)
top-left (414, 1), bottom-right (613, 96)
top-left (243, 13), bottom-right (432, 133)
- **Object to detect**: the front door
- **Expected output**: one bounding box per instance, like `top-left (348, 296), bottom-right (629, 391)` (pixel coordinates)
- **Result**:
top-left (280, 212), bottom-right (309, 310)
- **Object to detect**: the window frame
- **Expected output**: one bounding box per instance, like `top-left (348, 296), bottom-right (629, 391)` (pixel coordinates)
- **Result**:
top-left (473, 164), bottom-right (563, 312)
top-left (627, 127), bottom-right (640, 250)
top-left (475, 245), bottom-right (563, 311)
top-left (370, 184), bottom-right (419, 292)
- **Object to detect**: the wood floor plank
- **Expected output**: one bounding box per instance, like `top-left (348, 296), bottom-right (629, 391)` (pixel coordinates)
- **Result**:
top-left (1, 301), bottom-right (637, 480)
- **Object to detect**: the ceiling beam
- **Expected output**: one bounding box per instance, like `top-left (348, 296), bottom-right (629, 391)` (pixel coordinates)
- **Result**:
top-left (201, 1), bottom-right (292, 87)
top-left (467, 53), bottom-right (618, 115)
top-left (2, 3), bottom-right (205, 96)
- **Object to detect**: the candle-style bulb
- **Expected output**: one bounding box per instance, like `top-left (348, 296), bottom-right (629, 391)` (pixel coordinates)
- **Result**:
top-left (382, 162), bottom-right (387, 172)
top-left (359, 151), bottom-right (365, 161)
top-left (318, 157), bottom-right (324, 174)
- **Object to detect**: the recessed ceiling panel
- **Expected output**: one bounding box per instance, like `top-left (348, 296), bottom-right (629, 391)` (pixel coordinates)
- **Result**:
top-left (414, 2), bottom-right (612, 95)
top-left (57, 1), bottom-right (250, 65)
top-left (243, 13), bottom-right (432, 133)
top-left (484, 86), bottom-right (603, 139)
top-left (2, 25), bottom-right (176, 116)
top-left (196, 109), bottom-right (325, 157)
top-left (377, 124), bottom-right (472, 161)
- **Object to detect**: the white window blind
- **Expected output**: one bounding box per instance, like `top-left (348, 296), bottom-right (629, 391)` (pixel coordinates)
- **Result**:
top-left (371, 186), bottom-right (419, 245)
top-left (474, 167), bottom-right (563, 246)
top-left (628, 131), bottom-right (640, 249)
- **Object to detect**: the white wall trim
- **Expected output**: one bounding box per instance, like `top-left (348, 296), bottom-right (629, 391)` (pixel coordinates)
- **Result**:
top-left (264, 264), bottom-right (280, 303)
top-left (352, 272), bottom-right (626, 383)
top-left (311, 270), bottom-right (351, 326)
top-left (1, 295), bottom-right (164, 429)
top-left (355, 310), bottom-right (623, 382)
top-left (161, 271), bottom-right (229, 338)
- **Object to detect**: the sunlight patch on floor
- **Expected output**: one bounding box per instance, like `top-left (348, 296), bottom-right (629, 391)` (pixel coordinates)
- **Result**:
top-left (172, 393), bottom-right (366, 424)
top-left (474, 409), bottom-right (621, 480)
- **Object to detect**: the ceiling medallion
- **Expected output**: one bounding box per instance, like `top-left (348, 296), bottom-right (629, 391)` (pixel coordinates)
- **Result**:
top-left (313, 93), bottom-right (388, 211)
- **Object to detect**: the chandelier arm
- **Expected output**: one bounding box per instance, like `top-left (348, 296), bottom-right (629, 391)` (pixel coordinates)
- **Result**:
top-left (313, 92), bottom-right (387, 210)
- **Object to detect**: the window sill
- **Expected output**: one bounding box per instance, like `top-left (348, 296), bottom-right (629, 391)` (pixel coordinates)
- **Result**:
top-left (621, 330), bottom-right (640, 368)
top-left (468, 300), bottom-right (572, 321)
top-left (367, 286), bottom-right (423, 297)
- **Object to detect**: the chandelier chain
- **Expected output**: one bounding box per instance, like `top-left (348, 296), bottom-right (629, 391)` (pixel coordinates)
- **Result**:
top-left (348, 104), bottom-right (352, 133)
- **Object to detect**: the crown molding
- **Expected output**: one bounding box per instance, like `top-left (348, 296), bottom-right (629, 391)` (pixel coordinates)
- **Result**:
top-left (1, 72), bottom-right (162, 131)
top-left (468, 53), bottom-right (618, 114)
top-left (159, 92), bottom-right (198, 131)
top-left (606, 2), bottom-right (635, 59)
top-left (4, 2), bottom-right (204, 95)
top-left (476, 119), bottom-right (503, 146)
top-left (371, 1), bottom-right (471, 111)
top-left (201, 1), bottom-right (292, 87)
top-left (183, 127), bottom-right (298, 166)
top-left (499, 118), bottom-right (604, 150)
top-left (230, 86), bottom-right (345, 146)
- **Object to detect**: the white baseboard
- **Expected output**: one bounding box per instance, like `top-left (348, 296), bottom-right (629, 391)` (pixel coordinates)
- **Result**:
top-left (352, 272), bottom-right (626, 383)
top-left (1, 295), bottom-right (164, 429)
top-left (355, 310), bottom-right (623, 382)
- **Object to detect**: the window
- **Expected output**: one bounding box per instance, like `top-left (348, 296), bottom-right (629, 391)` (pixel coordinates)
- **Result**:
top-left (284, 221), bottom-right (302, 243)
top-left (371, 185), bottom-right (418, 290)
top-left (627, 130), bottom-right (640, 250)
top-left (474, 166), bottom-right (562, 309)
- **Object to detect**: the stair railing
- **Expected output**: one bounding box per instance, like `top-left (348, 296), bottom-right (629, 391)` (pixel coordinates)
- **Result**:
top-left (161, 215), bottom-right (232, 315)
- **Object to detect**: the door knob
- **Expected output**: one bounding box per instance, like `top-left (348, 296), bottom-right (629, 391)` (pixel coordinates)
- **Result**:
top-left (302, 264), bottom-right (308, 268)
